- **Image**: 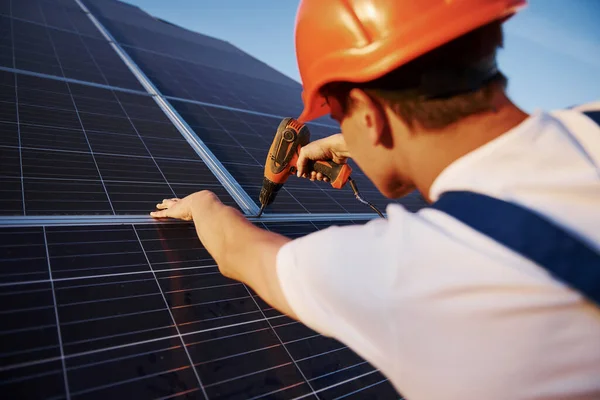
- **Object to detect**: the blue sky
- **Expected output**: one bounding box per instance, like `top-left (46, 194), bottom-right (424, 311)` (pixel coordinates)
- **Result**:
top-left (125, 0), bottom-right (599, 112)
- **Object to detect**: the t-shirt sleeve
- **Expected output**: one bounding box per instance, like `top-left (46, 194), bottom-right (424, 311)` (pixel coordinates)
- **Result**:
top-left (276, 206), bottom-right (409, 368)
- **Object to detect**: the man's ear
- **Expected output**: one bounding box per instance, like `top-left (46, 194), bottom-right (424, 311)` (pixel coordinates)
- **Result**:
top-left (347, 88), bottom-right (390, 147)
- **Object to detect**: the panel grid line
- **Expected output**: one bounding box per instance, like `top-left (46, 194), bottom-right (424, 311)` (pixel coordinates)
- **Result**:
top-left (112, 93), bottom-right (179, 198)
top-left (333, 378), bottom-right (391, 400)
top-left (0, 65), bottom-right (151, 96)
top-left (0, 144), bottom-right (236, 167)
top-left (0, 367), bottom-right (61, 387)
top-left (0, 12), bottom-right (102, 42)
top-left (132, 225), bottom-right (210, 400)
top-left (308, 361), bottom-right (370, 383)
top-left (241, 283), bottom-right (322, 399)
top-left (245, 382), bottom-right (307, 400)
top-left (68, 366), bottom-right (192, 398)
top-left (37, 11), bottom-right (116, 215)
top-left (3, 94), bottom-right (162, 124)
top-left (42, 226), bottom-right (72, 400)
top-left (8, 1), bottom-right (25, 215)
top-left (67, 85), bottom-right (117, 213)
top-left (70, 18), bottom-right (115, 89)
top-left (155, 388), bottom-right (202, 400)
top-left (162, 94), bottom-right (339, 129)
top-left (292, 370), bottom-right (381, 400)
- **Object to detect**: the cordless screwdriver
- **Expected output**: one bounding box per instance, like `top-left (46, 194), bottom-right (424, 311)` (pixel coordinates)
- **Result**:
top-left (257, 117), bottom-right (384, 217)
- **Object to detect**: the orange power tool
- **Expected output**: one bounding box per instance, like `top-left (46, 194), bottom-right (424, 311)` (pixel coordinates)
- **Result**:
top-left (257, 117), bottom-right (384, 217)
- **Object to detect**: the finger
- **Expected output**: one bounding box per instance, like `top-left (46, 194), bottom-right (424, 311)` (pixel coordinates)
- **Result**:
top-left (156, 198), bottom-right (178, 209)
top-left (296, 149), bottom-right (307, 177)
top-left (323, 176), bottom-right (330, 183)
top-left (150, 210), bottom-right (169, 218)
top-left (316, 172), bottom-right (324, 181)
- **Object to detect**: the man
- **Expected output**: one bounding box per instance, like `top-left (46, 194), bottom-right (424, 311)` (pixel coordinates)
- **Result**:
top-left (151, 0), bottom-right (600, 399)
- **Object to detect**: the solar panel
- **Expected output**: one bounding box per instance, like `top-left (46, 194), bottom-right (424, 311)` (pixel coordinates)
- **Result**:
top-left (82, 0), bottom-right (277, 64)
top-left (9, 0), bottom-right (105, 39)
top-left (79, 0), bottom-right (336, 126)
top-left (0, 69), bottom-right (238, 215)
top-left (98, 39), bottom-right (330, 125)
top-left (0, 221), bottom-right (400, 399)
top-left (1, 10), bottom-right (143, 91)
top-left (1, 0), bottom-right (420, 398)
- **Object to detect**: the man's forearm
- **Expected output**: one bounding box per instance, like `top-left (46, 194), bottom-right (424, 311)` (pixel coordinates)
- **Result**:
top-left (189, 194), bottom-right (297, 318)
top-left (190, 197), bottom-right (283, 277)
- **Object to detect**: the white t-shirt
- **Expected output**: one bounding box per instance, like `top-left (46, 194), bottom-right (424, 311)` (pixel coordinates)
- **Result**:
top-left (276, 106), bottom-right (600, 400)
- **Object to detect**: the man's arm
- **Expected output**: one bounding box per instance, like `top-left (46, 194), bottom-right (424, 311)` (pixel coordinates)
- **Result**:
top-left (151, 191), bottom-right (298, 319)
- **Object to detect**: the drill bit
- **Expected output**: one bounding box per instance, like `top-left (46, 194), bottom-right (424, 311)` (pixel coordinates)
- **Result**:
top-left (257, 203), bottom-right (266, 218)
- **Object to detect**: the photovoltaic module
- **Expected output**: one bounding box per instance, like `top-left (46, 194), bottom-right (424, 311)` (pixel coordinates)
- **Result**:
top-left (0, 0), bottom-right (426, 398)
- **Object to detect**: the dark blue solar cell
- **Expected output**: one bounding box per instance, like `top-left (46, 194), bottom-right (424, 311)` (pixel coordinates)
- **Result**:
top-left (10, 0), bottom-right (46, 24)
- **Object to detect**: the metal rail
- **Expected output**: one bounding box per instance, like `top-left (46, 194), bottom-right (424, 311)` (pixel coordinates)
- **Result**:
top-left (0, 65), bottom-right (150, 96)
top-left (0, 213), bottom-right (381, 228)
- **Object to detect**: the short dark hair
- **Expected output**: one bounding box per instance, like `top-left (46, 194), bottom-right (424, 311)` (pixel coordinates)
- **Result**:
top-left (321, 20), bottom-right (507, 130)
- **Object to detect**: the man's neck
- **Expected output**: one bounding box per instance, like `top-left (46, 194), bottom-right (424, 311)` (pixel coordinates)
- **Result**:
top-left (410, 96), bottom-right (529, 202)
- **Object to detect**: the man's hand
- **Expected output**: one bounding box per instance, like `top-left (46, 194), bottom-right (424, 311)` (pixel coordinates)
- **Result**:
top-left (150, 191), bottom-right (221, 221)
top-left (296, 133), bottom-right (351, 182)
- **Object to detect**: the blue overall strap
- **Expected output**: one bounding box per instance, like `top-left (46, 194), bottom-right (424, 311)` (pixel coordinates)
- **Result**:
top-left (431, 191), bottom-right (600, 307)
top-left (582, 110), bottom-right (600, 125)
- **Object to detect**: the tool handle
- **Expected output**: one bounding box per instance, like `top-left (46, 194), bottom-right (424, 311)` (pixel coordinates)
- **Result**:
top-left (306, 160), bottom-right (352, 189)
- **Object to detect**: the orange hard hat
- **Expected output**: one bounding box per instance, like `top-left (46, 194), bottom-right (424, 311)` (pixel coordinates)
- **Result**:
top-left (295, 0), bottom-right (527, 123)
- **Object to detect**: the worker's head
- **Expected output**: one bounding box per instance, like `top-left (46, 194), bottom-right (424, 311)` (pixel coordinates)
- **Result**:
top-left (295, 0), bottom-right (526, 198)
